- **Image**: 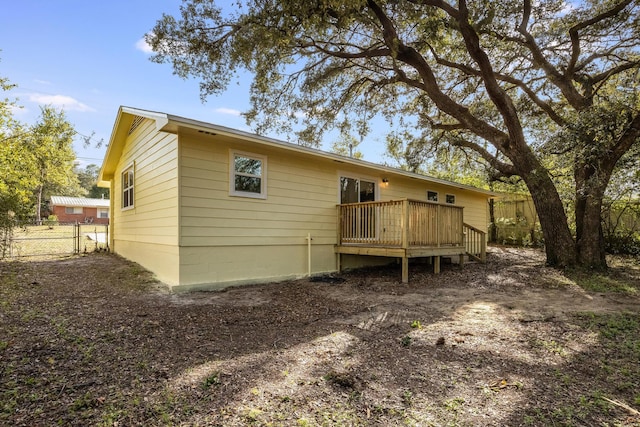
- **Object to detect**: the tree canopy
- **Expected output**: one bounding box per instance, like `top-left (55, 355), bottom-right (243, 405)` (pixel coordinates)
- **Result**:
top-left (1, 75), bottom-right (82, 225)
top-left (148, 0), bottom-right (640, 268)
top-left (76, 163), bottom-right (110, 199)
top-left (0, 75), bottom-right (35, 220)
top-left (28, 106), bottom-right (80, 222)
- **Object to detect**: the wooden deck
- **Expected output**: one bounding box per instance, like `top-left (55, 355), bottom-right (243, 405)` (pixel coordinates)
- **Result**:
top-left (335, 199), bottom-right (486, 282)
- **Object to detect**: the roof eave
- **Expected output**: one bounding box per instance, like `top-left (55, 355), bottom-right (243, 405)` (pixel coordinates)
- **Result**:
top-left (98, 106), bottom-right (497, 198)
top-left (160, 114), bottom-right (497, 198)
top-left (98, 107), bottom-right (170, 187)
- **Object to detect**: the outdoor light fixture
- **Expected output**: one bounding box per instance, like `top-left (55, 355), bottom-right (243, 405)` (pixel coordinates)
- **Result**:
top-left (382, 178), bottom-right (389, 186)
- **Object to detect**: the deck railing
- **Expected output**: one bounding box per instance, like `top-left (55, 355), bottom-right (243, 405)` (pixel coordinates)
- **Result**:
top-left (463, 223), bottom-right (487, 262)
top-left (337, 199), bottom-right (464, 248)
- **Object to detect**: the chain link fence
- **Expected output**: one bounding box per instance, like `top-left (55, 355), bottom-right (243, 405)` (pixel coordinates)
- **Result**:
top-left (2, 223), bottom-right (109, 258)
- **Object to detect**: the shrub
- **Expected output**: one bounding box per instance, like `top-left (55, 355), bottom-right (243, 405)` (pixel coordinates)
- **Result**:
top-left (44, 215), bottom-right (58, 228)
top-left (604, 233), bottom-right (640, 256)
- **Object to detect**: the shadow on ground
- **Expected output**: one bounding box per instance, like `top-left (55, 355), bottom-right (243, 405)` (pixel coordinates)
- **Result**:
top-left (1, 247), bottom-right (639, 426)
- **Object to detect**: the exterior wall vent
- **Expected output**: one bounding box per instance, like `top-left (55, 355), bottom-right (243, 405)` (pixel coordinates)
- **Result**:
top-left (128, 115), bottom-right (145, 135)
top-left (198, 129), bottom-right (217, 136)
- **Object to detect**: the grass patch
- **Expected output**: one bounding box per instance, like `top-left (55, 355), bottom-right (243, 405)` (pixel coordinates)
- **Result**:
top-left (570, 272), bottom-right (638, 293)
top-left (202, 372), bottom-right (221, 389)
top-left (566, 255), bottom-right (640, 294)
top-left (575, 312), bottom-right (640, 416)
top-left (521, 312), bottom-right (640, 426)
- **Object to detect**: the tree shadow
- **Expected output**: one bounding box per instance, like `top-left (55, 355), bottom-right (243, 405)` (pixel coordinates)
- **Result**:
top-left (1, 251), bottom-right (638, 425)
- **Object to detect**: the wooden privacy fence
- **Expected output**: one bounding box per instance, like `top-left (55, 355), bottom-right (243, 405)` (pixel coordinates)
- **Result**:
top-left (337, 199), bottom-right (464, 248)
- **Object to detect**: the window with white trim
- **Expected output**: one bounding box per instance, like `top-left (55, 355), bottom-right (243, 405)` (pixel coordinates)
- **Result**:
top-left (230, 151), bottom-right (267, 198)
top-left (65, 207), bottom-right (83, 214)
top-left (98, 208), bottom-right (109, 219)
top-left (122, 166), bottom-right (134, 209)
top-left (446, 194), bottom-right (456, 204)
top-left (427, 190), bottom-right (438, 202)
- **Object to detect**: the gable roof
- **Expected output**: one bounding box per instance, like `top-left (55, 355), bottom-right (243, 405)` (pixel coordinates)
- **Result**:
top-left (50, 196), bottom-right (110, 208)
top-left (99, 106), bottom-right (495, 197)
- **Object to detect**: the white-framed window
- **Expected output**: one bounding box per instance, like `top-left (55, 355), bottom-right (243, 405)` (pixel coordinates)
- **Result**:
top-left (122, 165), bottom-right (134, 210)
top-left (446, 194), bottom-right (456, 204)
top-left (230, 151), bottom-right (267, 199)
top-left (339, 175), bottom-right (377, 204)
top-left (427, 190), bottom-right (438, 202)
top-left (65, 207), bottom-right (83, 214)
top-left (98, 208), bottom-right (109, 219)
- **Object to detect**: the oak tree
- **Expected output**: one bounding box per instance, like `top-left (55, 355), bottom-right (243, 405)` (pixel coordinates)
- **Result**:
top-left (148, 0), bottom-right (640, 268)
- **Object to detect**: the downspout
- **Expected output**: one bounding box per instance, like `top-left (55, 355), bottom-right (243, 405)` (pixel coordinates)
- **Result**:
top-left (108, 180), bottom-right (115, 251)
top-left (306, 233), bottom-right (312, 277)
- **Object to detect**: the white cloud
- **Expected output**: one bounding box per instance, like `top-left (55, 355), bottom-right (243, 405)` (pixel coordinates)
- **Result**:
top-left (214, 107), bottom-right (242, 116)
top-left (9, 104), bottom-right (27, 115)
top-left (28, 93), bottom-right (95, 112)
top-left (34, 79), bottom-right (52, 85)
top-left (135, 37), bottom-right (154, 54)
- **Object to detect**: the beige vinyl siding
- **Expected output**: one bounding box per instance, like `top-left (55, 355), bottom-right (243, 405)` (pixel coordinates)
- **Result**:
top-left (176, 130), bottom-right (489, 288)
top-left (178, 130), bottom-right (490, 287)
top-left (111, 119), bottom-right (180, 284)
top-left (179, 132), bottom-right (337, 248)
top-left (379, 177), bottom-right (488, 233)
top-left (102, 108), bottom-right (493, 290)
top-left (178, 131), bottom-right (339, 287)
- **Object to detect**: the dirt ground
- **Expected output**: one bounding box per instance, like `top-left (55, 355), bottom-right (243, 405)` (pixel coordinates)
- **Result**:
top-left (1, 247), bottom-right (639, 426)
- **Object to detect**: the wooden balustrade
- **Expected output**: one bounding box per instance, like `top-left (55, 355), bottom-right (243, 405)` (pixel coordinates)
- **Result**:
top-left (336, 199), bottom-right (486, 283)
top-left (337, 199), bottom-right (464, 248)
top-left (463, 222), bottom-right (487, 262)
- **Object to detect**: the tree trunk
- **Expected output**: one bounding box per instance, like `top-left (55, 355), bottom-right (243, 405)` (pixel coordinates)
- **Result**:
top-left (527, 183), bottom-right (577, 267)
top-left (574, 164), bottom-right (609, 269)
top-left (575, 196), bottom-right (607, 268)
top-left (35, 185), bottom-right (43, 225)
top-left (512, 149), bottom-right (577, 268)
top-left (488, 198), bottom-right (497, 243)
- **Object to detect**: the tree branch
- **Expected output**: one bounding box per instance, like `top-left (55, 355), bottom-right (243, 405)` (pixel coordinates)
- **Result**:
top-left (567, 0), bottom-right (635, 77)
top-left (609, 112), bottom-right (640, 167)
top-left (429, 49), bottom-right (566, 126)
top-left (450, 137), bottom-right (518, 177)
top-left (517, 0), bottom-right (587, 109)
top-left (591, 61), bottom-right (640, 85)
top-left (366, 0), bottom-right (511, 150)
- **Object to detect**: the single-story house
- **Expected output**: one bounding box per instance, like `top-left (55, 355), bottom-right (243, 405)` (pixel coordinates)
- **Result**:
top-left (98, 106), bottom-right (494, 291)
top-left (49, 196), bottom-right (110, 224)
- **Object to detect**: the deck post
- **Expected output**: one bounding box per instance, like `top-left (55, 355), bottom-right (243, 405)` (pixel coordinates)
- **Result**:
top-left (434, 256), bottom-right (441, 274)
top-left (401, 200), bottom-right (410, 283)
top-left (401, 256), bottom-right (409, 283)
top-left (336, 205), bottom-right (341, 246)
top-left (436, 204), bottom-right (441, 247)
top-left (401, 199), bottom-right (409, 250)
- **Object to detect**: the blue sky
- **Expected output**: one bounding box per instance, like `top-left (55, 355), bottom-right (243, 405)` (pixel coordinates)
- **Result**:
top-left (0, 1), bottom-right (388, 168)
